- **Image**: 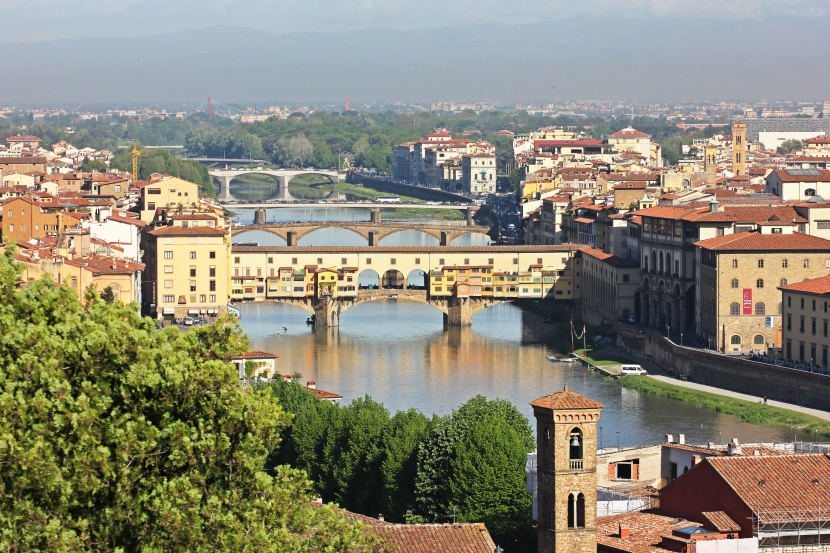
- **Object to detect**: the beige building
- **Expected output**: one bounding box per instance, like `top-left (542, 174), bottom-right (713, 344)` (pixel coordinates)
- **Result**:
top-left (143, 216), bottom-right (230, 320)
top-left (137, 175), bottom-right (200, 224)
top-left (778, 274), bottom-right (830, 369)
top-left (695, 228), bottom-right (830, 354)
top-left (461, 153), bottom-right (496, 194)
top-left (579, 246), bottom-right (640, 323)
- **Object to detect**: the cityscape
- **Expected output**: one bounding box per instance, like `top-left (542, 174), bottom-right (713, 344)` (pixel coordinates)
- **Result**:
top-left (2, 2), bottom-right (830, 552)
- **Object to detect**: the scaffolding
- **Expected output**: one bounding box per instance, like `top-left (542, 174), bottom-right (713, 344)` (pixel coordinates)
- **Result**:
top-left (752, 503), bottom-right (830, 551)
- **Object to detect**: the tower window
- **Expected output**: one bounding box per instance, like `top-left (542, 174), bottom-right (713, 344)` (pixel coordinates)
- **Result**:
top-left (569, 428), bottom-right (584, 470)
top-left (568, 493), bottom-right (586, 529)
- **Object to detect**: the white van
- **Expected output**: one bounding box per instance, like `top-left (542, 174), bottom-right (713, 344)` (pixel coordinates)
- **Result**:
top-left (620, 364), bottom-right (647, 376)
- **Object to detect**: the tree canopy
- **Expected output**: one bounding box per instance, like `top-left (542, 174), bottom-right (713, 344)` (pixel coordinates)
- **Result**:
top-left (0, 248), bottom-right (385, 552)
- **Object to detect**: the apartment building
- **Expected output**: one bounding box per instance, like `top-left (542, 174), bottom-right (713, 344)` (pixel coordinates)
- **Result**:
top-left (779, 275), bottom-right (830, 369)
top-left (142, 215), bottom-right (230, 320)
top-left (461, 153), bottom-right (496, 194)
top-left (137, 175), bottom-right (200, 224)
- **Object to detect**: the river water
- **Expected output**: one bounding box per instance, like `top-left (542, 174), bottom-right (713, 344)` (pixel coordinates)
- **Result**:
top-left (234, 208), bottom-right (792, 447)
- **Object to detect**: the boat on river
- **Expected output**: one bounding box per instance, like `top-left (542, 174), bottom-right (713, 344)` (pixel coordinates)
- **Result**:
top-left (547, 355), bottom-right (579, 364)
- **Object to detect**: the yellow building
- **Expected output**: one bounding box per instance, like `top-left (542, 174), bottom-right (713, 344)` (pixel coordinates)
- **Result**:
top-left (144, 221), bottom-right (231, 320)
top-left (137, 175), bottom-right (201, 224)
top-left (779, 275), bottom-right (830, 369)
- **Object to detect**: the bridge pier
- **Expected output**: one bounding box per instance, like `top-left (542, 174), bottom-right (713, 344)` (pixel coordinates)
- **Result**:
top-left (254, 208), bottom-right (267, 224)
top-left (286, 231), bottom-right (298, 246)
top-left (371, 209), bottom-right (381, 223)
top-left (368, 231), bottom-right (380, 246)
top-left (440, 232), bottom-right (449, 246)
top-left (444, 296), bottom-right (473, 326)
top-left (217, 176), bottom-right (233, 201)
top-left (466, 207), bottom-right (477, 226)
top-left (313, 295), bottom-right (340, 327)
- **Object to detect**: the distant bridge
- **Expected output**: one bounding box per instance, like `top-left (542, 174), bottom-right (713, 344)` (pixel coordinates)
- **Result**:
top-left (232, 217), bottom-right (487, 246)
top-left (209, 168), bottom-right (342, 201)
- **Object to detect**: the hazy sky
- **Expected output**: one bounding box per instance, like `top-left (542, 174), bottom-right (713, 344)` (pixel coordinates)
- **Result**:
top-left (1, 0), bottom-right (827, 43)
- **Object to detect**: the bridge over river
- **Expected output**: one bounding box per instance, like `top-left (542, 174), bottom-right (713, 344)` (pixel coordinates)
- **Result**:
top-left (232, 208), bottom-right (485, 246)
top-left (209, 168), bottom-right (342, 202)
top-left (230, 244), bottom-right (580, 327)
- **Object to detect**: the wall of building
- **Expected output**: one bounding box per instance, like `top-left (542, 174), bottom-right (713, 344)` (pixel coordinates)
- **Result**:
top-left (618, 329), bottom-right (830, 410)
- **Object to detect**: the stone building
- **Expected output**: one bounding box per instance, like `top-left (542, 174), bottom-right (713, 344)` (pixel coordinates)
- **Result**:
top-left (778, 274), bottom-right (830, 369)
top-left (695, 228), bottom-right (830, 354)
top-left (531, 386), bottom-right (603, 553)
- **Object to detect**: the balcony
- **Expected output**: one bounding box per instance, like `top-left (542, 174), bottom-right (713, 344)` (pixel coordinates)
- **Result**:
top-left (569, 459), bottom-right (584, 470)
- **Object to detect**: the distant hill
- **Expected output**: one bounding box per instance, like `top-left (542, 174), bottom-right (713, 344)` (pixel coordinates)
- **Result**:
top-left (1, 17), bottom-right (827, 104)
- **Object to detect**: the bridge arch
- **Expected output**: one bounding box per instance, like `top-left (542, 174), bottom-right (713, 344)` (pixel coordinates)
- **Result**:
top-left (284, 172), bottom-right (339, 186)
top-left (298, 227), bottom-right (367, 247)
top-left (447, 228), bottom-right (493, 246)
top-left (358, 269), bottom-right (380, 290)
top-left (382, 269), bottom-right (406, 290)
top-left (406, 269), bottom-right (427, 289)
top-left (378, 229), bottom-right (440, 246)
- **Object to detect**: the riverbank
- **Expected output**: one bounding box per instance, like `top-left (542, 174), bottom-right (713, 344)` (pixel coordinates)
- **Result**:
top-left (615, 375), bottom-right (830, 438)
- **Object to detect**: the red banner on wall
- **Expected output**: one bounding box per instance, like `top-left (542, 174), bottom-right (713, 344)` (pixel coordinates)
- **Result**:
top-left (743, 288), bottom-right (753, 315)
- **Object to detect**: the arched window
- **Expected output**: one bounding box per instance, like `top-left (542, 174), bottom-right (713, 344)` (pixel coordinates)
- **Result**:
top-left (756, 279), bottom-right (764, 288)
top-left (731, 335), bottom-right (742, 345)
top-left (731, 279), bottom-right (739, 288)
top-left (730, 303), bottom-right (741, 316)
top-left (732, 259), bottom-right (738, 268)
top-left (782, 259), bottom-right (788, 268)
top-left (569, 428), bottom-right (584, 461)
top-left (804, 259), bottom-right (810, 268)
top-left (755, 302), bottom-right (766, 315)
top-left (780, 278), bottom-right (787, 286)
top-left (754, 334), bottom-right (765, 345)
top-left (806, 188), bottom-right (816, 197)
top-left (758, 259), bottom-right (764, 268)
top-left (567, 493), bottom-right (586, 529)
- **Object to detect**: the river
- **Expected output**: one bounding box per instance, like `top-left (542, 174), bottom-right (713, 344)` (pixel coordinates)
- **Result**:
top-left (234, 207), bottom-right (793, 447)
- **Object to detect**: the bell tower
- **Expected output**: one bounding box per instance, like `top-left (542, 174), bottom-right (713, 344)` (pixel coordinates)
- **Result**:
top-left (732, 121), bottom-right (747, 176)
top-left (531, 385), bottom-right (603, 553)
top-left (704, 145), bottom-right (718, 186)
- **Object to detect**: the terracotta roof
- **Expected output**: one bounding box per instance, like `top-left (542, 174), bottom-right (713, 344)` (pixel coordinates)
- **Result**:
top-left (597, 511), bottom-right (701, 553)
top-left (238, 351), bottom-right (277, 359)
top-left (148, 226), bottom-right (228, 236)
top-left (687, 206), bottom-right (807, 224)
top-left (232, 245), bottom-right (580, 254)
top-left (530, 386), bottom-right (605, 411)
top-left (7, 135), bottom-right (41, 142)
top-left (768, 168), bottom-right (830, 183)
top-left (106, 214), bottom-right (147, 227)
top-left (580, 246), bottom-right (640, 268)
top-left (636, 206), bottom-right (701, 220)
top-left (0, 156), bottom-right (48, 164)
top-left (706, 454), bottom-right (830, 520)
top-left (64, 255), bottom-right (145, 275)
top-left (701, 511), bottom-right (741, 533)
top-left (694, 230), bottom-right (830, 251)
top-left (778, 274), bottom-right (830, 295)
top-left (610, 127), bottom-right (650, 139)
top-left (574, 217), bottom-right (595, 224)
top-left (309, 388), bottom-right (342, 400)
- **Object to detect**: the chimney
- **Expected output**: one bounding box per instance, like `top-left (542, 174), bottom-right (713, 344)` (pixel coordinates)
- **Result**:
top-left (709, 198), bottom-right (719, 213)
top-left (727, 439), bottom-right (742, 456)
top-left (306, 380), bottom-right (316, 389)
top-left (665, 434), bottom-right (674, 444)
top-left (678, 434), bottom-right (686, 445)
top-left (378, 514), bottom-right (385, 522)
top-left (691, 455), bottom-right (701, 466)
top-left (313, 495), bottom-right (323, 504)
top-left (619, 525), bottom-right (631, 539)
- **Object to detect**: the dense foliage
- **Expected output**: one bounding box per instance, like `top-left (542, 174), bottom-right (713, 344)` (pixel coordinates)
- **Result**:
top-left (0, 249), bottom-right (386, 552)
top-left (267, 381), bottom-right (536, 551)
top-left (109, 147), bottom-right (215, 196)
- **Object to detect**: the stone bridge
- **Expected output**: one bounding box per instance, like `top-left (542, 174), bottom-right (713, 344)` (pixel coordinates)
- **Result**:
top-left (209, 168), bottom-right (342, 201)
top-left (265, 289), bottom-right (505, 327)
top-left (232, 217), bottom-right (490, 246)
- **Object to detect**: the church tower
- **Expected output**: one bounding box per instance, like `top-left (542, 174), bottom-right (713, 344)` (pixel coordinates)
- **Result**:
top-left (704, 145), bottom-right (718, 186)
top-left (531, 386), bottom-right (603, 553)
top-left (732, 121), bottom-right (747, 176)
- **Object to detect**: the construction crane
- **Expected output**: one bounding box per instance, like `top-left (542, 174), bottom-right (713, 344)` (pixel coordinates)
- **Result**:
top-left (132, 144), bottom-right (141, 181)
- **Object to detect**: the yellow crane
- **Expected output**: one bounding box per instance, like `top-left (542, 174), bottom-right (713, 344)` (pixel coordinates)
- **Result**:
top-left (131, 144), bottom-right (141, 181)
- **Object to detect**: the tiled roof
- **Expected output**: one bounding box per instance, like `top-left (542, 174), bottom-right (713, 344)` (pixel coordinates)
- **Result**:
top-left (148, 226), bottom-right (228, 236)
top-left (701, 511), bottom-right (741, 533)
top-left (636, 206), bottom-right (702, 220)
top-left (309, 388), bottom-right (342, 400)
top-left (693, 231), bottom-right (830, 251)
top-left (778, 274), bottom-right (830, 295)
top-left (610, 127), bottom-right (650, 139)
top-left (238, 351), bottom-right (277, 359)
top-left (687, 206), bottom-right (807, 224)
top-left (232, 245), bottom-right (580, 254)
top-left (0, 156), bottom-right (47, 164)
top-left (706, 454), bottom-right (830, 520)
top-left (579, 246), bottom-right (640, 268)
top-left (106, 214), bottom-right (147, 227)
top-left (597, 511), bottom-right (701, 553)
top-left (64, 255), bottom-right (145, 275)
top-left (530, 386), bottom-right (605, 411)
top-left (769, 168), bottom-right (830, 183)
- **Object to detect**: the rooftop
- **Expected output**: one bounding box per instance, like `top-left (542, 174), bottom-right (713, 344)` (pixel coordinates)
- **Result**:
top-left (694, 230), bottom-right (830, 251)
top-left (530, 385), bottom-right (605, 411)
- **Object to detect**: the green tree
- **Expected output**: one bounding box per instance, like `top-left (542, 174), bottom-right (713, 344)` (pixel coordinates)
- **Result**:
top-left (81, 157), bottom-right (108, 173)
top-left (0, 249), bottom-right (386, 552)
top-left (99, 285), bottom-right (116, 303)
top-left (378, 409), bottom-right (433, 521)
top-left (414, 396), bottom-right (534, 545)
top-left (777, 139), bottom-right (804, 154)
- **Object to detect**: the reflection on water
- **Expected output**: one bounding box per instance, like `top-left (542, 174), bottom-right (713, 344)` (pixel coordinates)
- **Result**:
top-left (239, 301), bottom-right (792, 447)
